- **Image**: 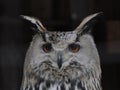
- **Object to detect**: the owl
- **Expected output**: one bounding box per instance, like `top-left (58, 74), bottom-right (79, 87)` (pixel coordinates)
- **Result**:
top-left (20, 12), bottom-right (102, 90)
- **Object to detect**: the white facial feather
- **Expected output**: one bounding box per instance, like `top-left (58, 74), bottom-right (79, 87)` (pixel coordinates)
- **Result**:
top-left (21, 13), bottom-right (102, 90)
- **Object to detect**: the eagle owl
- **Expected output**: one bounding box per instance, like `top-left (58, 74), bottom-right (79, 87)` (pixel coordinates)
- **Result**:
top-left (21, 13), bottom-right (102, 90)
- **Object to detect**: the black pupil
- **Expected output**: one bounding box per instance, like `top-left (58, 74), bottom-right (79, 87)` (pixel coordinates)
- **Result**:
top-left (43, 43), bottom-right (52, 52)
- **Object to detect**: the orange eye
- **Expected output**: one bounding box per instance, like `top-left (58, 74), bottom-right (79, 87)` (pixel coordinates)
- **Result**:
top-left (42, 43), bottom-right (52, 53)
top-left (68, 43), bottom-right (80, 53)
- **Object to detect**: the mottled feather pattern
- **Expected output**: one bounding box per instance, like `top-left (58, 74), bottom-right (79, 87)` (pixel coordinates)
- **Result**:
top-left (45, 32), bottom-right (77, 43)
top-left (21, 78), bottom-right (86, 90)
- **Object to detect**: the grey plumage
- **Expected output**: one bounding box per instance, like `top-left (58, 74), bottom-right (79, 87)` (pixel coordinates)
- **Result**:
top-left (21, 13), bottom-right (102, 90)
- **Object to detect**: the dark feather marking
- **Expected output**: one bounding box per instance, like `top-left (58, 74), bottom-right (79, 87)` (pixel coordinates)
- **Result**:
top-left (34, 78), bottom-right (44, 90)
top-left (25, 86), bottom-right (28, 90)
top-left (25, 86), bottom-right (32, 90)
top-left (41, 33), bottom-right (46, 42)
top-left (42, 86), bottom-right (47, 90)
top-left (38, 78), bottom-right (44, 84)
top-left (69, 80), bottom-right (76, 90)
top-left (75, 34), bottom-right (80, 42)
top-left (60, 83), bottom-right (66, 90)
top-left (35, 83), bottom-right (39, 90)
top-left (69, 87), bottom-right (74, 90)
top-left (46, 80), bottom-right (51, 88)
top-left (66, 79), bottom-right (71, 84)
top-left (77, 81), bottom-right (85, 90)
top-left (57, 86), bottom-right (59, 90)
top-left (29, 87), bottom-right (32, 90)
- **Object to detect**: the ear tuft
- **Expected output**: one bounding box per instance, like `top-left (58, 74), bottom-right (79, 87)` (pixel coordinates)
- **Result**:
top-left (20, 15), bottom-right (47, 33)
top-left (74, 12), bottom-right (103, 35)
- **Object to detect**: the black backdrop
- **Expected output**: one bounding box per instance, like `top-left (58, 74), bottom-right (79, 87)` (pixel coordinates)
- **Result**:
top-left (0, 0), bottom-right (120, 90)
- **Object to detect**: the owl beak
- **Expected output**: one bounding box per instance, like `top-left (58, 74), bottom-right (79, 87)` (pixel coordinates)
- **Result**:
top-left (57, 53), bottom-right (62, 69)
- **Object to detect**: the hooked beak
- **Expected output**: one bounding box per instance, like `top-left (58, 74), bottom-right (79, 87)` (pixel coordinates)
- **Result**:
top-left (57, 52), bottom-right (62, 69)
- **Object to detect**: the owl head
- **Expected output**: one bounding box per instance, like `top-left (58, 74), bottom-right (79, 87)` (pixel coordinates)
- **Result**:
top-left (21, 13), bottom-right (102, 90)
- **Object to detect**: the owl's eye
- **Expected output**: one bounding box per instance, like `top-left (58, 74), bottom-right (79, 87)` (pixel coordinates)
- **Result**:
top-left (42, 43), bottom-right (52, 53)
top-left (68, 43), bottom-right (80, 53)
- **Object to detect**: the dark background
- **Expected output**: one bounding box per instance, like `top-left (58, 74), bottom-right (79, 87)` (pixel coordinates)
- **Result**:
top-left (0, 0), bottom-right (120, 90)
